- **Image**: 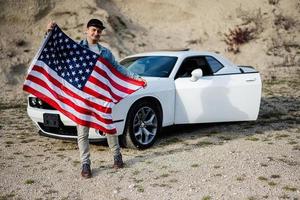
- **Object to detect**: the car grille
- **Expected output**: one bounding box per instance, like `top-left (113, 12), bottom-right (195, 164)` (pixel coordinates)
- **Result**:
top-left (38, 122), bottom-right (77, 136)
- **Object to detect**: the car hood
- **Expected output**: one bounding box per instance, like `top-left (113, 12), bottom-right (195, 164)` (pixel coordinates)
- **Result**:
top-left (130, 76), bottom-right (172, 96)
top-left (140, 76), bottom-right (165, 88)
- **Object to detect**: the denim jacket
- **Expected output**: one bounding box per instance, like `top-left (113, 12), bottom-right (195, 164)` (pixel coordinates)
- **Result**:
top-left (79, 39), bottom-right (140, 80)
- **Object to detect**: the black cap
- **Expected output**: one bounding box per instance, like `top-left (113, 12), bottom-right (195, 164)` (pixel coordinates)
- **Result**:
top-left (87, 19), bottom-right (105, 30)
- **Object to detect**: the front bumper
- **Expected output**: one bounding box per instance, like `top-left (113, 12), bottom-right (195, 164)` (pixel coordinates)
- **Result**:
top-left (27, 106), bottom-right (107, 140)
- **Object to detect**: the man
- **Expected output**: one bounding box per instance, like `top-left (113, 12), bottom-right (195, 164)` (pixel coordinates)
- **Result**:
top-left (46, 19), bottom-right (146, 178)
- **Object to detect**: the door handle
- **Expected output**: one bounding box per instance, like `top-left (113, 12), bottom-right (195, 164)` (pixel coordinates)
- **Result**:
top-left (246, 78), bottom-right (256, 82)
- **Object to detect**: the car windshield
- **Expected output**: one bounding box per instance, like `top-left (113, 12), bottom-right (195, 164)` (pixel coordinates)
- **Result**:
top-left (120, 56), bottom-right (178, 77)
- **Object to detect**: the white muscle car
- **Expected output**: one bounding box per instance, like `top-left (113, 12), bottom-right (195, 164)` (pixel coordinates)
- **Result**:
top-left (27, 50), bottom-right (262, 149)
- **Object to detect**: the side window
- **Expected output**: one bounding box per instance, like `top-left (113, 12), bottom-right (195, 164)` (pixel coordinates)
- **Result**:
top-left (175, 57), bottom-right (213, 78)
top-left (205, 56), bottom-right (224, 73)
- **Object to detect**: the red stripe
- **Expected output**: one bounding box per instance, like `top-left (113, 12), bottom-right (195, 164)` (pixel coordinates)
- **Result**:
top-left (93, 65), bottom-right (136, 94)
top-left (88, 76), bottom-right (122, 102)
top-left (82, 86), bottom-right (113, 103)
top-left (31, 65), bottom-right (112, 113)
top-left (23, 85), bottom-right (116, 134)
top-left (26, 75), bottom-right (113, 124)
top-left (98, 57), bottom-right (145, 86)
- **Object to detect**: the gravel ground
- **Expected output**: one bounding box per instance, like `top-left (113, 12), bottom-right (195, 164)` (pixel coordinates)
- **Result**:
top-left (1, 68), bottom-right (300, 200)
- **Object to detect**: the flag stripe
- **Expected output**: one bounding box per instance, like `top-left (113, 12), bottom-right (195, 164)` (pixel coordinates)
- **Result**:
top-left (82, 86), bottom-right (113, 103)
top-left (93, 64), bottom-right (136, 94)
top-left (87, 76), bottom-right (122, 102)
top-left (31, 64), bottom-right (112, 113)
top-left (96, 60), bottom-right (144, 90)
top-left (98, 57), bottom-right (145, 86)
top-left (25, 75), bottom-right (113, 124)
top-left (92, 70), bottom-right (130, 98)
top-left (23, 85), bottom-right (117, 133)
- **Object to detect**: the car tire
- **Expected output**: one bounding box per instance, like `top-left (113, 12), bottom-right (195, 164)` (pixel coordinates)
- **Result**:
top-left (121, 100), bottom-right (162, 149)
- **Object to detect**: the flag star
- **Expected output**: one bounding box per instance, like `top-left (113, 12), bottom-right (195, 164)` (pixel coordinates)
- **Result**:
top-left (72, 57), bottom-right (77, 62)
top-left (63, 52), bottom-right (67, 57)
top-left (82, 62), bottom-right (87, 67)
top-left (89, 62), bottom-right (93, 66)
top-left (86, 68), bottom-right (90, 73)
top-left (65, 38), bottom-right (69, 42)
top-left (77, 84), bottom-right (82, 88)
top-left (58, 66), bottom-right (62, 70)
top-left (43, 48), bottom-right (48, 52)
top-left (40, 55), bottom-right (44, 59)
top-left (75, 77), bottom-right (79, 82)
top-left (66, 59), bottom-right (70, 63)
top-left (67, 72), bottom-right (70, 76)
top-left (76, 63), bottom-right (80, 68)
top-left (50, 47), bottom-right (54, 51)
top-left (86, 55), bottom-right (90, 60)
top-left (46, 54), bottom-right (49, 59)
top-left (92, 55), bottom-right (97, 58)
top-left (61, 72), bottom-right (65, 77)
top-left (60, 45), bottom-right (64, 50)
top-left (70, 51), bottom-right (74, 55)
top-left (69, 65), bottom-right (73, 69)
top-left (79, 57), bottom-right (83, 61)
top-left (61, 60), bottom-right (64, 63)
top-left (69, 78), bottom-right (73, 82)
top-left (73, 44), bottom-right (77, 49)
top-left (76, 51), bottom-right (80, 55)
top-left (51, 54), bottom-right (55, 58)
top-left (58, 33), bottom-right (62, 37)
top-left (55, 67), bottom-right (58, 71)
top-left (48, 61), bottom-right (51, 65)
top-left (66, 44), bottom-right (70, 49)
top-left (79, 70), bottom-right (83, 74)
top-left (48, 42), bottom-right (52, 45)
top-left (81, 76), bottom-right (86, 81)
top-left (72, 71), bottom-right (76, 76)
top-left (83, 50), bottom-right (87, 54)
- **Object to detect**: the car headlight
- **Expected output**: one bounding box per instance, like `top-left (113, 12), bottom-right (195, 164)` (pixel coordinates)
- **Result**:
top-left (29, 97), bottom-right (37, 107)
top-left (37, 99), bottom-right (43, 106)
top-left (28, 97), bottom-right (55, 110)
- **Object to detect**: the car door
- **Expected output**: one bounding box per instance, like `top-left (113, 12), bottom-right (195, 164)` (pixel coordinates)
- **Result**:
top-left (174, 56), bottom-right (261, 124)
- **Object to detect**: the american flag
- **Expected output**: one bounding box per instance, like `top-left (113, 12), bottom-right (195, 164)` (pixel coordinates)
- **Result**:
top-left (23, 25), bottom-right (144, 134)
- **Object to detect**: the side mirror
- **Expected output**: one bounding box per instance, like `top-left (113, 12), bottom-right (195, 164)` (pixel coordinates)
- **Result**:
top-left (190, 69), bottom-right (203, 82)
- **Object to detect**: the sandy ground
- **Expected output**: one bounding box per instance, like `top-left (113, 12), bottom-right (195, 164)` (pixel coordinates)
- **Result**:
top-left (0, 0), bottom-right (300, 199)
top-left (1, 68), bottom-right (300, 199)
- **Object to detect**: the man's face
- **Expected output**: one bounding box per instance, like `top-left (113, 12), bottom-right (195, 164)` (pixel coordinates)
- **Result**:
top-left (86, 26), bottom-right (103, 43)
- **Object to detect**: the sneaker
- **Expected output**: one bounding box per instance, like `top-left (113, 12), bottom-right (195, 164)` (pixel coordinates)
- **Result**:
top-left (113, 153), bottom-right (124, 169)
top-left (81, 164), bottom-right (92, 178)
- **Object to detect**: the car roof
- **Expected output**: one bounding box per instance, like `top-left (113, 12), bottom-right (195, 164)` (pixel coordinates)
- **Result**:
top-left (124, 50), bottom-right (236, 67)
top-left (125, 50), bottom-right (215, 57)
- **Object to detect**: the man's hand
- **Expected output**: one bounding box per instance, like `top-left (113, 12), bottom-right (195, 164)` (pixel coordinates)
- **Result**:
top-left (46, 21), bottom-right (56, 33)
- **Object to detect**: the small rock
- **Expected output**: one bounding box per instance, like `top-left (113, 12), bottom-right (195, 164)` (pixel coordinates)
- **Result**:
top-left (128, 184), bottom-right (135, 189)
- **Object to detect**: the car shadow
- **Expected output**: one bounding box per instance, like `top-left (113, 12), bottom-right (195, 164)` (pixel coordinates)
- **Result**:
top-left (119, 95), bottom-right (300, 168)
top-left (90, 95), bottom-right (300, 171)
